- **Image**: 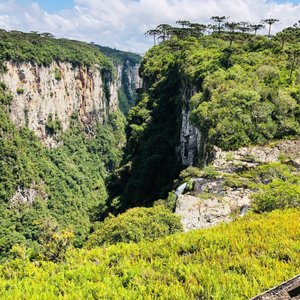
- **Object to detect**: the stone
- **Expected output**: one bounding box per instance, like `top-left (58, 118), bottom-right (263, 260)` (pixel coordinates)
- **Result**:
top-left (175, 139), bottom-right (300, 231)
top-left (2, 61), bottom-right (118, 146)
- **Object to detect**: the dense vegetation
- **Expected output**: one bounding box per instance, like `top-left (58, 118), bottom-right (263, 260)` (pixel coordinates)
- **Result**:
top-left (95, 45), bottom-right (141, 66)
top-left (0, 29), bottom-right (112, 69)
top-left (0, 82), bottom-right (126, 259)
top-left (110, 23), bottom-right (300, 209)
top-left (0, 210), bottom-right (299, 299)
top-left (0, 25), bottom-right (299, 299)
top-left (86, 206), bottom-right (182, 248)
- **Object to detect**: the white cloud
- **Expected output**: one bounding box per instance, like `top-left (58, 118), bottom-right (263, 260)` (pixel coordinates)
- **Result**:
top-left (0, 0), bottom-right (300, 53)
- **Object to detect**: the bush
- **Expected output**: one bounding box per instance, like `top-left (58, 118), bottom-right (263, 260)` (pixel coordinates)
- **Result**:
top-left (45, 113), bottom-right (62, 135)
top-left (243, 162), bottom-right (295, 184)
top-left (179, 167), bottom-right (201, 180)
top-left (252, 177), bottom-right (300, 212)
top-left (16, 88), bottom-right (24, 94)
top-left (0, 210), bottom-right (299, 299)
top-left (201, 165), bottom-right (219, 179)
top-left (86, 206), bottom-right (182, 247)
top-left (54, 69), bottom-right (62, 81)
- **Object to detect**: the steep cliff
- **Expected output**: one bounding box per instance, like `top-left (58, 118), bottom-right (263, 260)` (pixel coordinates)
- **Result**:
top-left (116, 60), bottom-right (142, 112)
top-left (111, 33), bottom-right (300, 211)
top-left (0, 30), bottom-right (141, 259)
top-left (0, 30), bottom-right (142, 146)
top-left (96, 45), bottom-right (142, 114)
top-left (2, 61), bottom-right (118, 146)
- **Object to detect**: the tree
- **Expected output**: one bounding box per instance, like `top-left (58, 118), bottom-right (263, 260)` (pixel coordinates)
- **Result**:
top-left (40, 32), bottom-right (54, 38)
top-left (262, 18), bottom-right (279, 38)
top-left (145, 29), bottom-right (160, 45)
top-left (293, 20), bottom-right (300, 28)
top-left (238, 21), bottom-right (251, 34)
top-left (176, 20), bottom-right (191, 28)
top-left (36, 218), bottom-right (74, 262)
top-left (224, 22), bottom-right (239, 47)
top-left (170, 27), bottom-right (189, 39)
top-left (210, 16), bottom-right (229, 34)
top-left (250, 24), bottom-right (265, 35)
top-left (156, 24), bottom-right (173, 42)
top-left (189, 23), bottom-right (207, 37)
top-left (86, 206), bottom-right (182, 248)
top-left (224, 22), bottom-right (239, 33)
top-left (275, 29), bottom-right (294, 49)
top-left (286, 46), bottom-right (300, 82)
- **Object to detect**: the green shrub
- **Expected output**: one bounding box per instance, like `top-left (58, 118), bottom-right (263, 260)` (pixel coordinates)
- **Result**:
top-left (85, 206), bottom-right (182, 247)
top-left (185, 179), bottom-right (194, 191)
top-left (201, 165), bottom-right (219, 179)
top-left (252, 177), bottom-right (300, 212)
top-left (45, 113), bottom-right (62, 135)
top-left (165, 191), bottom-right (178, 211)
top-left (179, 167), bottom-right (201, 180)
top-left (54, 69), bottom-right (62, 81)
top-left (0, 210), bottom-right (299, 299)
top-left (243, 162), bottom-right (295, 184)
top-left (16, 88), bottom-right (24, 94)
top-left (222, 173), bottom-right (250, 189)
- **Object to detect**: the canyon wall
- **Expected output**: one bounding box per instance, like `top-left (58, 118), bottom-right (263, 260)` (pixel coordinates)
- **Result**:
top-left (2, 61), bottom-right (119, 146)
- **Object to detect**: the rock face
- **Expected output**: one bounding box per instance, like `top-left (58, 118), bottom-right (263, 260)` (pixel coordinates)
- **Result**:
top-left (2, 61), bottom-right (118, 146)
top-left (176, 179), bottom-right (252, 232)
top-left (178, 85), bottom-right (204, 167)
top-left (175, 139), bottom-right (300, 232)
top-left (10, 183), bottom-right (48, 206)
top-left (117, 60), bottom-right (142, 102)
top-left (212, 139), bottom-right (300, 172)
top-left (179, 107), bottom-right (201, 167)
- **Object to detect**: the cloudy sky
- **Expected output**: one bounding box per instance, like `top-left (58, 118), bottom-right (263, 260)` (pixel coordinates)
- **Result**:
top-left (0, 0), bottom-right (300, 53)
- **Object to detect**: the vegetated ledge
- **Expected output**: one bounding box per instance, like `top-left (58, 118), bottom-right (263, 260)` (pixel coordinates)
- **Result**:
top-left (0, 29), bottom-right (112, 69)
top-left (174, 138), bottom-right (300, 231)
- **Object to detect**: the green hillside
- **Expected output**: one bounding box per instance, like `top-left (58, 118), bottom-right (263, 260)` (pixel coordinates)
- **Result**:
top-left (0, 30), bottom-right (133, 259)
top-left (111, 30), bottom-right (300, 210)
top-left (0, 81), bottom-right (126, 258)
top-left (0, 29), bottom-right (112, 68)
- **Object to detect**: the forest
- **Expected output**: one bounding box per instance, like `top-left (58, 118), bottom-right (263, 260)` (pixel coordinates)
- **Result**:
top-left (0, 16), bottom-right (299, 298)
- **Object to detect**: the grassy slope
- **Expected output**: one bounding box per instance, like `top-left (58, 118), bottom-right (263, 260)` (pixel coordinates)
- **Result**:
top-left (0, 209), bottom-right (299, 299)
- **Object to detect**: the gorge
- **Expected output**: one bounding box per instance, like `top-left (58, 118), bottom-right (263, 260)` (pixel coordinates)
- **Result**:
top-left (0, 26), bottom-right (299, 300)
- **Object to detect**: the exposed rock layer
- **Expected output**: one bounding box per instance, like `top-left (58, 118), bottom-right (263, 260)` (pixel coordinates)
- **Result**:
top-left (2, 61), bottom-right (118, 146)
top-left (176, 139), bottom-right (300, 231)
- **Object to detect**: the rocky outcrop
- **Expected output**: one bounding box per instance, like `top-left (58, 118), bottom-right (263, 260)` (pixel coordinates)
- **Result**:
top-left (176, 178), bottom-right (251, 232)
top-left (10, 183), bottom-right (48, 206)
top-left (2, 61), bottom-right (118, 146)
top-left (179, 108), bottom-right (201, 167)
top-left (212, 139), bottom-right (300, 172)
top-left (175, 139), bottom-right (300, 232)
top-left (117, 61), bottom-right (142, 100)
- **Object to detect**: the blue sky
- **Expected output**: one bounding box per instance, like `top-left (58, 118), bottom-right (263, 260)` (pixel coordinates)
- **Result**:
top-left (1, 0), bottom-right (300, 53)
top-left (19, 0), bottom-right (74, 13)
